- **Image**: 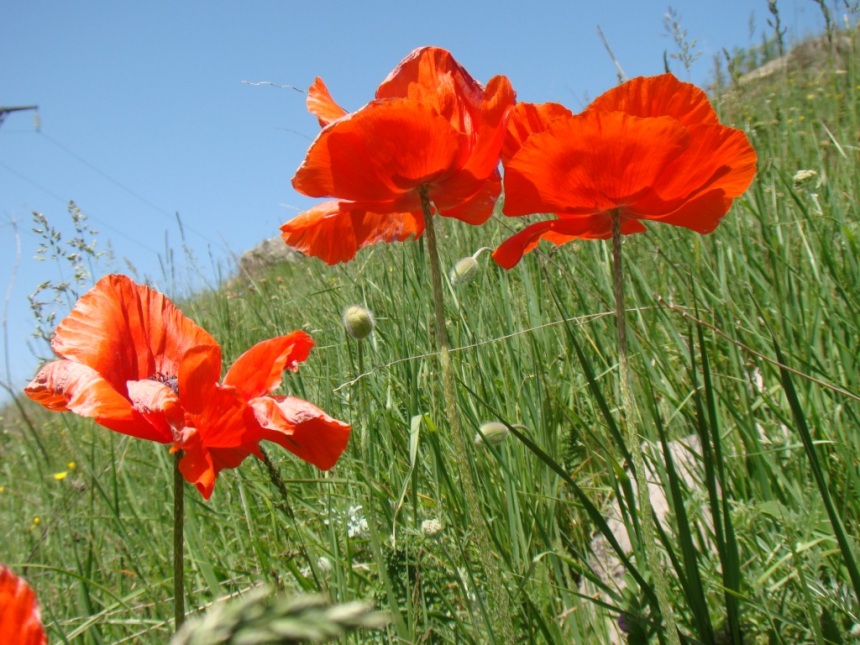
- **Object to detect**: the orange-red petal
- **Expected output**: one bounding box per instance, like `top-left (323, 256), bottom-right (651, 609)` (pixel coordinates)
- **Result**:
top-left (25, 361), bottom-right (171, 443)
top-left (249, 396), bottom-right (351, 470)
top-left (376, 46), bottom-right (484, 135)
top-left (640, 123), bottom-right (757, 211)
top-left (223, 331), bottom-right (315, 400)
top-left (292, 98), bottom-right (467, 203)
top-left (177, 344), bottom-right (222, 414)
top-left (0, 566), bottom-right (47, 645)
top-left (307, 77), bottom-right (348, 127)
top-left (503, 111), bottom-right (690, 217)
top-left (50, 275), bottom-right (219, 393)
top-left (281, 200), bottom-right (425, 265)
top-left (587, 74), bottom-right (718, 126)
top-left (492, 215), bottom-right (646, 268)
top-left (458, 75), bottom-right (516, 180)
top-left (126, 379), bottom-right (183, 437)
top-left (646, 189), bottom-right (735, 234)
top-left (434, 169), bottom-right (501, 225)
top-left (502, 101), bottom-right (573, 163)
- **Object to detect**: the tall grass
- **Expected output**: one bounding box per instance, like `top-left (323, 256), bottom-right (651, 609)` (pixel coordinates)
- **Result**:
top-left (2, 25), bottom-right (859, 643)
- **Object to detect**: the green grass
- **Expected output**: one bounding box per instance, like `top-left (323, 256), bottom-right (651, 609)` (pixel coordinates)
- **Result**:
top-left (2, 25), bottom-right (860, 643)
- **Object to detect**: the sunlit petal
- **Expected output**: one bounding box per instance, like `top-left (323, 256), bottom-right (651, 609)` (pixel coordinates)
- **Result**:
top-left (307, 77), bottom-right (348, 127)
top-left (293, 98), bottom-right (467, 202)
top-left (50, 275), bottom-right (219, 393)
top-left (503, 111), bottom-right (690, 216)
top-left (281, 200), bottom-right (425, 265)
top-left (502, 101), bottom-right (573, 163)
top-left (0, 565), bottom-right (47, 645)
top-left (249, 395), bottom-right (351, 471)
top-left (376, 46), bottom-right (484, 134)
top-left (588, 73), bottom-right (719, 126)
top-left (25, 360), bottom-right (170, 443)
top-left (224, 331), bottom-right (315, 400)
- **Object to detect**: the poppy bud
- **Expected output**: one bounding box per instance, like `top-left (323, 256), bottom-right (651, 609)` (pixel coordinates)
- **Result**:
top-left (450, 256), bottom-right (478, 285)
top-left (343, 305), bottom-right (375, 340)
top-left (449, 247), bottom-right (491, 286)
top-left (474, 421), bottom-right (510, 446)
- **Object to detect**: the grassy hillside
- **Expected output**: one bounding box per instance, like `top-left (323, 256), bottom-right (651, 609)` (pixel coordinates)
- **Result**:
top-left (2, 25), bottom-right (859, 644)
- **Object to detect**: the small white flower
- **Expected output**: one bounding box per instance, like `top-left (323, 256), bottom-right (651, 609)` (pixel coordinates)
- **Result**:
top-left (421, 518), bottom-right (443, 537)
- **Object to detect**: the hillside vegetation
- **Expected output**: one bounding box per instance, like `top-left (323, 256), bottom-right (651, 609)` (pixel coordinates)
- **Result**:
top-left (2, 23), bottom-right (859, 644)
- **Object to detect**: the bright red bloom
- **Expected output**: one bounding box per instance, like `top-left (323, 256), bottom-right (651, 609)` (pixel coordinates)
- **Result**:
top-left (0, 565), bottom-right (46, 645)
top-left (25, 274), bottom-right (351, 499)
top-left (493, 74), bottom-right (757, 268)
top-left (281, 46), bottom-right (516, 265)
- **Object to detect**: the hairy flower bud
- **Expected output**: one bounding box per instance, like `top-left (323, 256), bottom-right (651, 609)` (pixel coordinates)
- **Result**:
top-left (342, 305), bottom-right (375, 340)
top-left (449, 247), bottom-right (491, 286)
top-left (474, 421), bottom-right (510, 446)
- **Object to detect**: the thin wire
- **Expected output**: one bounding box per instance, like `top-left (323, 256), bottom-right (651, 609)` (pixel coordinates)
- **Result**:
top-left (0, 160), bottom-right (161, 255)
top-left (37, 131), bottom-right (217, 246)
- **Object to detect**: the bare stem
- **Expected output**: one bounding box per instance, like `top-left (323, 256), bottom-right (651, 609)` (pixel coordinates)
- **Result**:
top-left (173, 451), bottom-right (185, 631)
top-left (611, 211), bottom-right (679, 644)
top-left (419, 189), bottom-right (514, 641)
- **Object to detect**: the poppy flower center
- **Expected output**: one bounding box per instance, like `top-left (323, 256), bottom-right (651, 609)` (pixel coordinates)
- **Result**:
top-left (150, 372), bottom-right (179, 395)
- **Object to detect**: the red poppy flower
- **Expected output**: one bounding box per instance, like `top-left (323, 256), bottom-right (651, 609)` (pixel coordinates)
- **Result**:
top-left (25, 274), bottom-right (351, 499)
top-left (0, 565), bottom-right (46, 645)
top-left (281, 46), bottom-right (516, 265)
top-left (493, 74), bottom-right (757, 268)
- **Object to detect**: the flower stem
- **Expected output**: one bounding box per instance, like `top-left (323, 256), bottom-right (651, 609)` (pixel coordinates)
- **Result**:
top-left (419, 188), bottom-right (514, 641)
top-left (611, 211), bottom-right (679, 644)
top-left (173, 451), bottom-right (185, 631)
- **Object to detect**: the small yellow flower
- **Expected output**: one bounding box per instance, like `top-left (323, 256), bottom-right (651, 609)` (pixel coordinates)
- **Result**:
top-left (0, 486), bottom-right (5, 493)
top-left (68, 461), bottom-right (76, 470)
top-left (33, 517), bottom-right (40, 526)
top-left (53, 471), bottom-right (68, 481)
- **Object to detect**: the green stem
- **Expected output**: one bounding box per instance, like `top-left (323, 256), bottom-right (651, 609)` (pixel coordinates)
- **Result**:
top-left (419, 189), bottom-right (514, 641)
top-left (611, 210), bottom-right (679, 645)
top-left (173, 451), bottom-right (185, 631)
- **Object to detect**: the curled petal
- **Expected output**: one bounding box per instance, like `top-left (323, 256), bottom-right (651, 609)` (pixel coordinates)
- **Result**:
top-left (177, 344), bottom-right (222, 414)
top-left (502, 101), bottom-right (573, 163)
top-left (25, 360), bottom-right (170, 443)
top-left (176, 430), bottom-right (218, 500)
top-left (503, 111), bottom-right (689, 217)
top-left (646, 189), bottom-right (735, 234)
top-left (249, 396), bottom-right (351, 470)
top-left (435, 169), bottom-right (501, 225)
top-left (50, 274), bottom-right (219, 393)
top-left (458, 75), bottom-right (517, 180)
top-left (0, 565), bottom-right (47, 645)
top-left (588, 74), bottom-right (718, 126)
top-left (126, 379), bottom-right (183, 436)
top-left (492, 216), bottom-right (645, 268)
top-left (376, 46), bottom-right (484, 134)
top-left (292, 98), bottom-right (467, 203)
top-left (308, 77), bottom-right (348, 127)
top-left (223, 331), bottom-right (315, 400)
top-left (281, 200), bottom-right (425, 265)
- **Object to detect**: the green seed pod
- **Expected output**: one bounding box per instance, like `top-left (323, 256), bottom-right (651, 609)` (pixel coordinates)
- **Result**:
top-left (474, 421), bottom-right (510, 446)
top-left (343, 305), bottom-right (375, 340)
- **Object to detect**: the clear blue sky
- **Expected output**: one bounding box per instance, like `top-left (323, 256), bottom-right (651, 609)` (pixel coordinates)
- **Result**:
top-left (0, 1), bottom-right (830, 401)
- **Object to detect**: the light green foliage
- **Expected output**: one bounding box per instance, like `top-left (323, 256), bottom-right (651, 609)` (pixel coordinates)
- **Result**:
top-left (2, 26), bottom-right (860, 643)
